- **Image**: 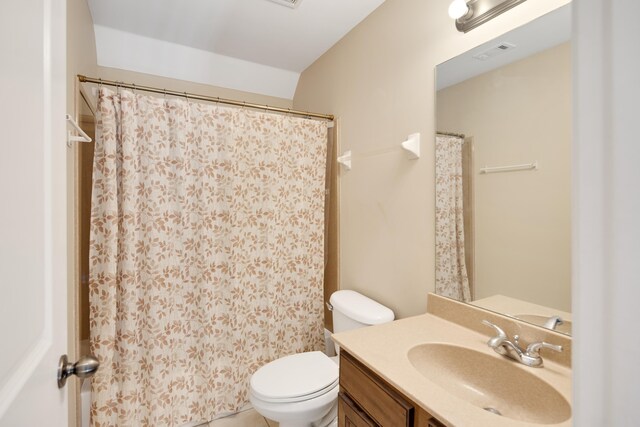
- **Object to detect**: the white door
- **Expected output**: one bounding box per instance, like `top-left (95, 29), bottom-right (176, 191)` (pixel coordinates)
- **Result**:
top-left (0, 0), bottom-right (68, 425)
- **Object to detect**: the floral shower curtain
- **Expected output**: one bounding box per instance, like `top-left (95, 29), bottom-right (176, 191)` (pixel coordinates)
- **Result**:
top-left (435, 134), bottom-right (471, 302)
top-left (89, 88), bottom-right (328, 426)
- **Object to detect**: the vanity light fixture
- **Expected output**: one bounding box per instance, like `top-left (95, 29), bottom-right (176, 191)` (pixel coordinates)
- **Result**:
top-left (449, 0), bottom-right (528, 33)
top-left (448, 0), bottom-right (472, 20)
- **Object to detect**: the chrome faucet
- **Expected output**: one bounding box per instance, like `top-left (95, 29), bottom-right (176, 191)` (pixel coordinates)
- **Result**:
top-left (543, 315), bottom-right (564, 330)
top-left (482, 320), bottom-right (563, 367)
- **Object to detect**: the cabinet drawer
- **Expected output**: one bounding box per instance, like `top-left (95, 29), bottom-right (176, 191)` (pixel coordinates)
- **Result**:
top-left (340, 351), bottom-right (414, 427)
top-left (338, 392), bottom-right (377, 427)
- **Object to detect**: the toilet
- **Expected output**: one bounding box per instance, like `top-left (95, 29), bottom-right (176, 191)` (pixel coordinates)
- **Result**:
top-left (249, 290), bottom-right (394, 427)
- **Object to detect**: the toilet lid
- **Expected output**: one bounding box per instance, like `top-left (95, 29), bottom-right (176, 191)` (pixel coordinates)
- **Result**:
top-left (251, 351), bottom-right (339, 403)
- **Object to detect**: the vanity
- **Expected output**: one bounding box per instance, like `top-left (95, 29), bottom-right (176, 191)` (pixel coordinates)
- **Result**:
top-left (333, 294), bottom-right (572, 427)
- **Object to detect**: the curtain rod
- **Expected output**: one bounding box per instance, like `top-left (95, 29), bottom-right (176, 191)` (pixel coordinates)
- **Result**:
top-left (77, 75), bottom-right (334, 121)
top-left (437, 131), bottom-right (466, 138)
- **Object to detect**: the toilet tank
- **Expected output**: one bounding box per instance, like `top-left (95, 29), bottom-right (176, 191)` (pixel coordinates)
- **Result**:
top-left (330, 290), bottom-right (394, 334)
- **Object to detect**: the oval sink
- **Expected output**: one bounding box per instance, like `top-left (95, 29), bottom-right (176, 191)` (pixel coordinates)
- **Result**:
top-left (407, 343), bottom-right (570, 424)
top-left (515, 314), bottom-right (573, 334)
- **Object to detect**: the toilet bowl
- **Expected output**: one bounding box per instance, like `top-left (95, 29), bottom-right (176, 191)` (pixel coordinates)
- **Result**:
top-left (250, 351), bottom-right (339, 427)
top-left (249, 291), bottom-right (394, 427)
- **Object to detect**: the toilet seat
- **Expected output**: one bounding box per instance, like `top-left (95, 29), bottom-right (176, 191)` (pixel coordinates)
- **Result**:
top-left (250, 351), bottom-right (339, 403)
top-left (252, 378), bottom-right (338, 403)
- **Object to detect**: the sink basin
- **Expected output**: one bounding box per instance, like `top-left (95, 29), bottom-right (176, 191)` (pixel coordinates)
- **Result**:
top-left (515, 314), bottom-right (573, 334)
top-left (407, 343), bottom-right (570, 424)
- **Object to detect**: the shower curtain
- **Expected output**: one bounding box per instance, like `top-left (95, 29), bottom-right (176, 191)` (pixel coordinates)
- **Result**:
top-left (89, 88), bottom-right (328, 426)
top-left (435, 134), bottom-right (471, 302)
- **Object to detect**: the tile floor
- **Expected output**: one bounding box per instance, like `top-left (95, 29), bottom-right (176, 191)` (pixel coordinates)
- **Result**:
top-left (200, 407), bottom-right (278, 427)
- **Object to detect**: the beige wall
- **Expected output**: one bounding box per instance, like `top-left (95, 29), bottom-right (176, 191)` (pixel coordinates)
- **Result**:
top-left (67, 0), bottom-right (98, 345)
top-left (437, 43), bottom-right (571, 312)
top-left (93, 67), bottom-right (293, 109)
top-left (66, 1), bottom-right (99, 424)
top-left (293, 0), bottom-right (570, 319)
top-left (67, 0), bottom-right (98, 115)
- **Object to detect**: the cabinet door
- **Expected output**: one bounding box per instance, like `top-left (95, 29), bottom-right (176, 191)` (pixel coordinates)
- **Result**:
top-left (338, 392), bottom-right (377, 427)
top-left (340, 351), bottom-right (413, 426)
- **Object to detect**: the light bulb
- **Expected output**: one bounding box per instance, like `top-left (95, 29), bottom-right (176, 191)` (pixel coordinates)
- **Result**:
top-left (448, 0), bottom-right (469, 20)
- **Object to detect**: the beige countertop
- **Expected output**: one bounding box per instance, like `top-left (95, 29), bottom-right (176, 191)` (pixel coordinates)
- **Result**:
top-left (332, 313), bottom-right (572, 427)
top-left (472, 295), bottom-right (572, 334)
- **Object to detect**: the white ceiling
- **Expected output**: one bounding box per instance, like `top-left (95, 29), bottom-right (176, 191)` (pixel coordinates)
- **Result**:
top-left (87, 0), bottom-right (386, 99)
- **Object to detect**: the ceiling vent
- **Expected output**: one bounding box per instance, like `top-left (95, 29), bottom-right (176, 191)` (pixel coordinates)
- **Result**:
top-left (266, 0), bottom-right (303, 8)
top-left (473, 42), bottom-right (516, 61)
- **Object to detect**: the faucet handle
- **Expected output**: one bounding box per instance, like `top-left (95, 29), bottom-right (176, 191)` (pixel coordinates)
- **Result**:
top-left (525, 341), bottom-right (563, 357)
top-left (482, 320), bottom-right (507, 348)
top-left (482, 320), bottom-right (506, 336)
top-left (543, 315), bottom-right (564, 330)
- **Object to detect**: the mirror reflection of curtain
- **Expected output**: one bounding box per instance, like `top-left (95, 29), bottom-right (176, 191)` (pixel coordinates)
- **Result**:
top-left (89, 88), bottom-right (328, 426)
top-left (435, 134), bottom-right (471, 302)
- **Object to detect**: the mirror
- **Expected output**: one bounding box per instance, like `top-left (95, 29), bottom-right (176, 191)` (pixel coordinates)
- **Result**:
top-left (434, 5), bottom-right (572, 335)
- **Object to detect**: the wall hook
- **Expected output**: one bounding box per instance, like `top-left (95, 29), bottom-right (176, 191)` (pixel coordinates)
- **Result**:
top-left (401, 133), bottom-right (420, 159)
top-left (337, 150), bottom-right (352, 170)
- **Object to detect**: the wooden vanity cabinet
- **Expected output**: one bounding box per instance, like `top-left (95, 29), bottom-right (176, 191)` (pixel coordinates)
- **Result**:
top-left (338, 350), bottom-right (445, 427)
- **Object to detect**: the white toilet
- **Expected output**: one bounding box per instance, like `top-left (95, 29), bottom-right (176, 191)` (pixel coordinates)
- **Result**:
top-left (249, 290), bottom-right (394, 427)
